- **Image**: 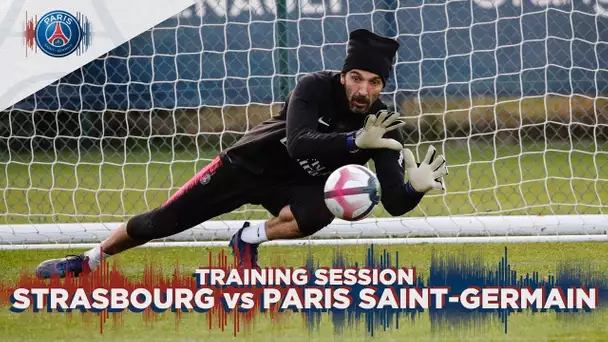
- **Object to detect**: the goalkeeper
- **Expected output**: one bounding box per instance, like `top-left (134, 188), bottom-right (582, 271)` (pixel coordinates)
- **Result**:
top-left (36, 29), bottom-right (448, 276)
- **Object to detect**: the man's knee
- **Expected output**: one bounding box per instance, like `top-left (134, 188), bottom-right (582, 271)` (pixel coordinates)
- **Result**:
top-left (126, 208), bottom-right (180, 241)
top-left (289, 205), bottom-right (335, 237)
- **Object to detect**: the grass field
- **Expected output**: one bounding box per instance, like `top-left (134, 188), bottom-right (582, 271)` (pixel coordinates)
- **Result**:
top-left (1, 141), bottom-right (607, 341)
top-left (1, 140), bottom-right (606, 225)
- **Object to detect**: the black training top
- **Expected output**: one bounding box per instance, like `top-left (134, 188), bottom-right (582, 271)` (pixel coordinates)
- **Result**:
top-left (221, 71), bottom-right (423, 216)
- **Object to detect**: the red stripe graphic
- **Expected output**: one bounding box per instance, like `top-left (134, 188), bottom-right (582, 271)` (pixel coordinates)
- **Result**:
top-left (0, 250), bottom-right (299, 336)
top-left (163, 157), bottom-right (222, 207)
top-left (24, 12), bottom-right (37, 56)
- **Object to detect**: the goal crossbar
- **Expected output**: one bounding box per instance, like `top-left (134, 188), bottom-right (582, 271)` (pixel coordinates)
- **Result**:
top-left (1, 215), bottom-right (606, 249)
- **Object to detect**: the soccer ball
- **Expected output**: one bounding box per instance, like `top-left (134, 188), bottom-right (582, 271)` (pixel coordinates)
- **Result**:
top-left (323, 164), bottom-right (381, 221)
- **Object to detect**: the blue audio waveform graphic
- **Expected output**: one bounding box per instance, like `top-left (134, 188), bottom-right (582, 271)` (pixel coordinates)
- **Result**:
top-left (303, 245), bottom-right (608, 337)
top-left (77, 12), bottom-right (92, 55)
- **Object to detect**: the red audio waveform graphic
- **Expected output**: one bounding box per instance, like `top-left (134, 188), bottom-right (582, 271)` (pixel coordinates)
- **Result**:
top-left (24, 11), bottom-right (37, 56)
top-left (0, 250), bottom-right (298, 336)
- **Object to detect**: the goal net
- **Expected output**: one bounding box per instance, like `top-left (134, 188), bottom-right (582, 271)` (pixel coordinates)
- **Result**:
top-left (1, 0), bottom-right (607, 248)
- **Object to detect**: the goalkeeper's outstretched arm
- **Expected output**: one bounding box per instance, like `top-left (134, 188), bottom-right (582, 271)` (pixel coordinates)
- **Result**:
top-left (373, 136), bottom-right (448, 216)
top-left (373, 146), bottom-right (424, 216)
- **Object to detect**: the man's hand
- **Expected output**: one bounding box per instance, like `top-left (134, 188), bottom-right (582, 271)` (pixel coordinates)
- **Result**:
top-left (354, 110), bottom-right (405, 151)
top-left (403, 145), bottom-right (448, 193)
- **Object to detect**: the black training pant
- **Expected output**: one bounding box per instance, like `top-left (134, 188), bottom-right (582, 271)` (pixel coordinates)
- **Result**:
top-left (126, 156), bottom-right (335, 241)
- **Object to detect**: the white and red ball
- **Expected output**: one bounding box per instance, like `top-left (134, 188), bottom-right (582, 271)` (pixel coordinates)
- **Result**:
top-left (323, 164), bottom-right (381, 221)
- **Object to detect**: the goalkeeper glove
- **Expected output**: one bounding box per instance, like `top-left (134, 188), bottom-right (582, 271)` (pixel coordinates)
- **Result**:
top-left (403, 145), bottom-right (448, 193)
top-left (353, 110), bottom-right (405, 151)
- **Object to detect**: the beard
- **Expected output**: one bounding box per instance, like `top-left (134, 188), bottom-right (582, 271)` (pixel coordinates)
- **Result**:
top-left (347, 92), bottom-right (371, 114)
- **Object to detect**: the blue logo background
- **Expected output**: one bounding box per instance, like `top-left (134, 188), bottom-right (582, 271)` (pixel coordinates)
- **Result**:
top-left (35, 10), bottom-right (82, 58)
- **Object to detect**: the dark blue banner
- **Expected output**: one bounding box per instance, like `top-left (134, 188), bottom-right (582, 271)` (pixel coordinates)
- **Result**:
top-left (11, 0), bottom-right (608, 111)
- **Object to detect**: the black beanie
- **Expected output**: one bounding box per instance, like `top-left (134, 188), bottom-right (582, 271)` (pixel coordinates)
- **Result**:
top-left (342, 29), bottom-right (400, 86)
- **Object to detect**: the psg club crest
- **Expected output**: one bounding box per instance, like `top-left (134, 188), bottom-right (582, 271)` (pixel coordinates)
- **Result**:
top-left (24, 10), bottom-right (92, 57)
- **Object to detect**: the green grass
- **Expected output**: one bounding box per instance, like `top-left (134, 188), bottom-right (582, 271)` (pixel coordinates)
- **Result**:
top-left (1, 142), bottom-right (607, 340)
top-left (2, 243), bottom-right (608, 341)
top-left (1, 141), bottom-right (606, 225)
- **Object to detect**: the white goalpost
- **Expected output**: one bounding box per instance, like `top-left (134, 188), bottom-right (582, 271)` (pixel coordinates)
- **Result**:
top-left (1, 0), bottom-right (607, 249)
top-left (1, 216), bottom-right (607, 250)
